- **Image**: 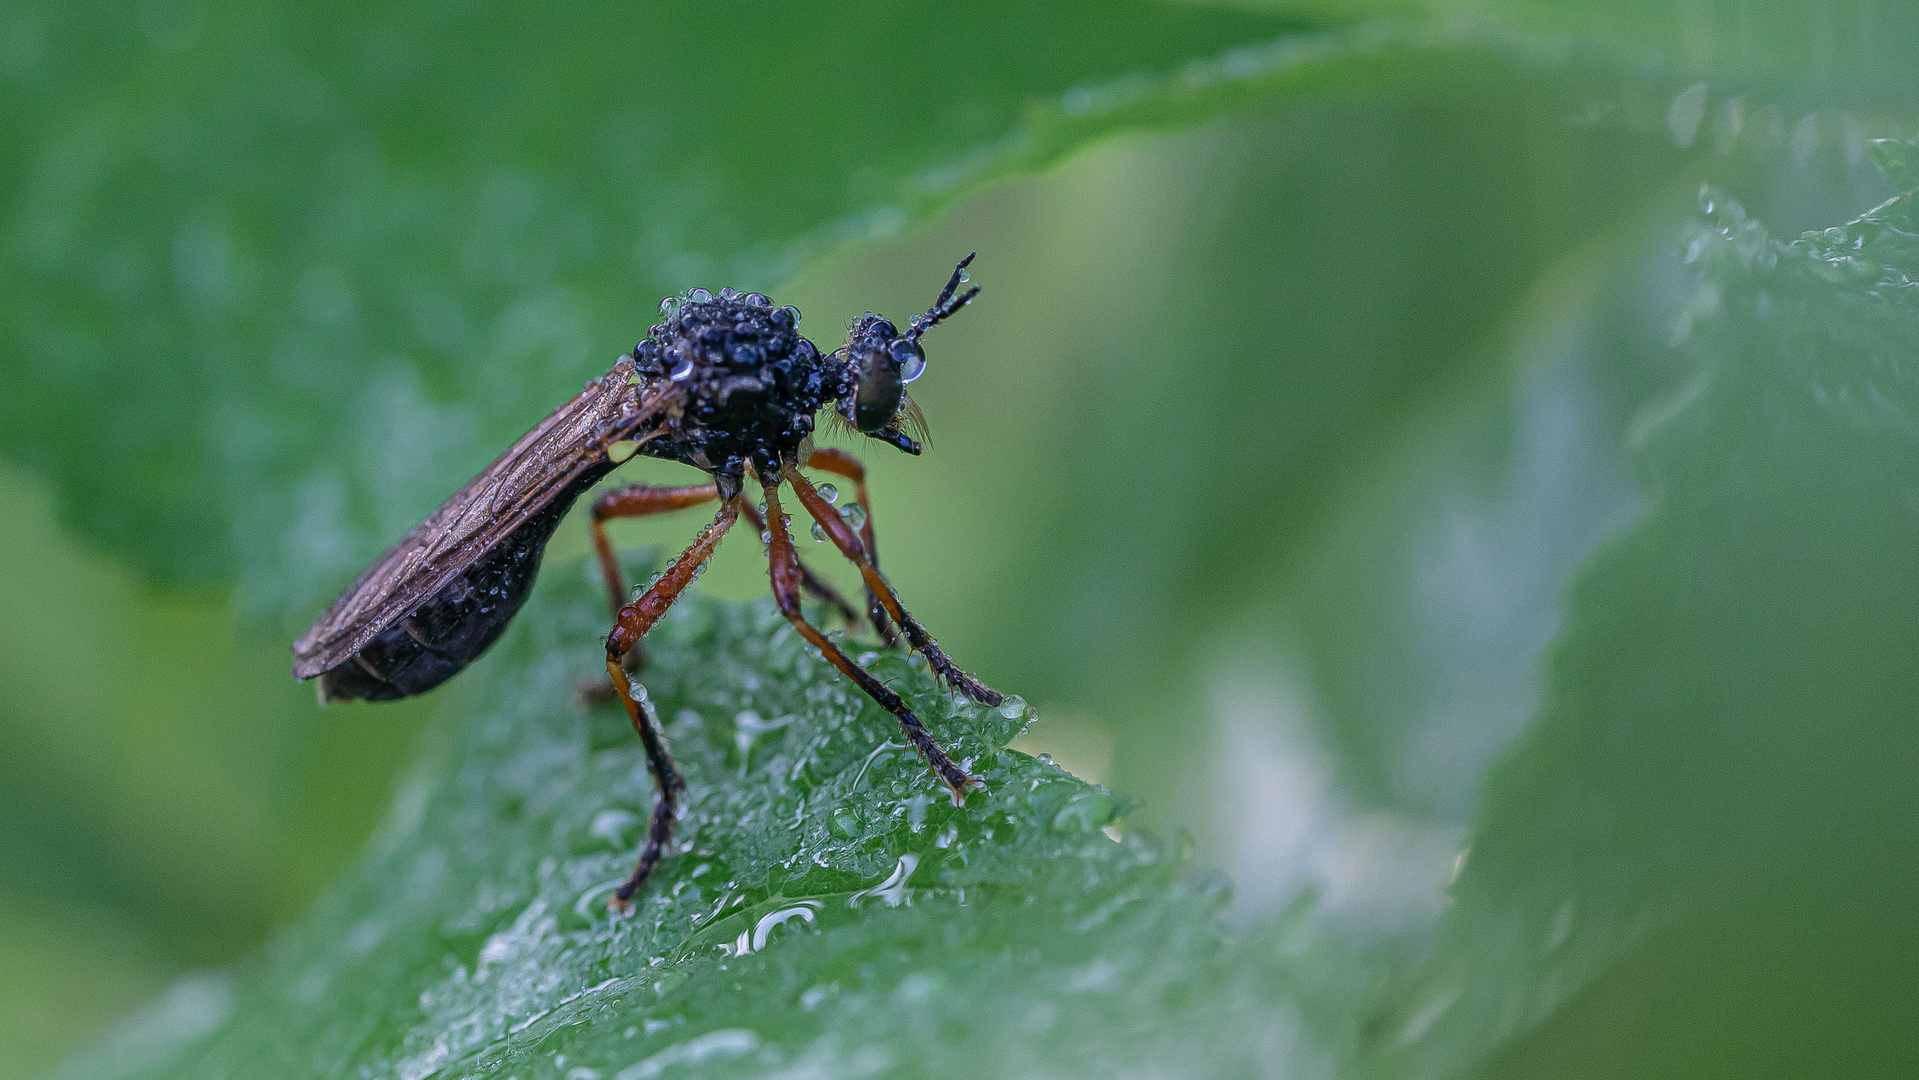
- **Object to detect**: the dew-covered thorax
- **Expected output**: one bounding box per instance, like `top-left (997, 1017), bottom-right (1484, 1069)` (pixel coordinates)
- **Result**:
top-left (630, 287), bottom-right (848, 481)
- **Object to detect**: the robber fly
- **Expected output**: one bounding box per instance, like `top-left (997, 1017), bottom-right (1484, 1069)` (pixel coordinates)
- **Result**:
top-left (293, 256), bottom-right (999, 908)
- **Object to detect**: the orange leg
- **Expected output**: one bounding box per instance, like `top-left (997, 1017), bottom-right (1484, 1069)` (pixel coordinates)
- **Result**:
top-left (764, 483), bottom-right (973, 801)
top-left (591, 479), bottom-right (859, 629)
top-left (604, 499), bottom-right (740, 910)
top-left (591, 483), bottom-right (720, 618)
top-left (739, 501), bottom-right (862, 627)
top-left (784, 465), bottom-right (1001, 706)
top-left (804, 447), bottom-right (902, 647)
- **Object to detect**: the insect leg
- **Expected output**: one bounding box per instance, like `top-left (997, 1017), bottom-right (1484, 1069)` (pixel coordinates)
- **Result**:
top-left (803, 447), bottom-right (902, 647)
top-left (784, 465), bottom-right (1001, 707)
top-left (739, 500), bottom-right (862, 627)
top-left (591, 483), bottom-right (720, 618)
top-left (764, 483), bottom-right (974, 803)
top-left (604, 499), bottom-right (740, 910)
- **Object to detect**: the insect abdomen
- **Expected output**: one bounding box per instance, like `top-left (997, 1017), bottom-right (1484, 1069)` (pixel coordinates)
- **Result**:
top-left (316, 469), bottom-right (606, 702)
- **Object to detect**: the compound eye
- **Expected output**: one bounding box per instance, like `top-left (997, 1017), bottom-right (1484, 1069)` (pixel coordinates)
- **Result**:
top-left (854, 346), bottom-right (904, 432)
top-left (891, 339), bottom-right (927, 383)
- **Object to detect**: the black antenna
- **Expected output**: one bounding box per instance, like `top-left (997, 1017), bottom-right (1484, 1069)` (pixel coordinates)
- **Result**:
top-left (905, 253), bottom-right (979, 343)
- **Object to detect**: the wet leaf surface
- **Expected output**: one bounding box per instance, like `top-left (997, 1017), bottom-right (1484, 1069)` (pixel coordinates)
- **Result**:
top-left (56, 557), bottom-right (1367, 1079)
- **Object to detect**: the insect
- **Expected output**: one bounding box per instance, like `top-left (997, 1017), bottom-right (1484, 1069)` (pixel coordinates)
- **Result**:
top-left (293, 256), bottom-right (1000, 908)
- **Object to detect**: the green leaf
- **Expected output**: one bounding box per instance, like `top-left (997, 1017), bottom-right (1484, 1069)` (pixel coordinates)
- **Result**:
top-left (4, 29), bottom-right (1744, 1071)
top-left (1384, 139), bottom-right (1919, 1079)
top-left (0, 0), bottom-right (1303, 606)
top-left (1, 6), bottom-right (1727, 630)
top-left (52, 556), bottom-right (1368, 1080)
top-left (1223, 1), bottom-right (1919, 113)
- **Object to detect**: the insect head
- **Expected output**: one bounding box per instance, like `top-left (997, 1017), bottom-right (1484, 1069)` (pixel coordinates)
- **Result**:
top-left (838, 253), bottom-right (978, 454)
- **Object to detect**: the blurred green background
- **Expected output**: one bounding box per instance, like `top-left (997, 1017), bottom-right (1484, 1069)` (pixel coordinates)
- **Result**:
top-left (6, 1), bottom-right (1919, 1077)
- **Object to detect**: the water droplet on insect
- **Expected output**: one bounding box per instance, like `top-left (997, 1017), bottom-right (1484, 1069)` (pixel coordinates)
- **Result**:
top-left (997, 694), bottom-right (1026, 719)
top-left (659, 296), bottom-right (680, 317)
top-left (689, 287), bottom-right (712, 303)
top-left (816, 483), bottom-right (839, 504)
top-left (743, 292), bottom-right (770, 307)
top-left (957, 267), bottom-right (971, 283)
top-left (718, 286), bottom-right (737, 300)
top-left (839, 503), bottom-right (867, 529)
top-left (759, 529), bottom-right (772, 544)
top-left (810, 522), bottom-right (827, 542)
top-left (898, 352), bottom-right (926, 384)
top-left (669, 356), bottom-right (695, 381)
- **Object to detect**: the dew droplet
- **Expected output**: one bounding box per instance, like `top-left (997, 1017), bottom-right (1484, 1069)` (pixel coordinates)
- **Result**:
top-left (810, 522), bottom-right (827, 542)
top-left (659, 296), bottom-right (680, 317)
top-left (669, 356), bottom-right (695, 381)
top-left (719, 286), bottom-right (737, 300)
top-left (816, 483), bottom-right (839, 504)
top-left (743, 292), bottom-right (770, 307)
top-left (777, 305), bottom-right (801, 324)
top-left (759, 529), bottom-right (772, 544)
top-left (957, 267), bottom-right (970, 283)
top-left (689, 287), bottom-right (712, 303)
top-left (997, 694), bottom-right (1026, 719)
top-left (839, 503), bottom-right (866, 529)
top-left (899, 352), bottom-right (926, 384)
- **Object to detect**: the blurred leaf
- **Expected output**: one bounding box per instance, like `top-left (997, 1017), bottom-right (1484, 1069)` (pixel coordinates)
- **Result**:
top-left (0, 460), bottom-right (433, 946)
top-left (53, 556), bottom-right (1379, 1080)
top-left (828, 59), bottom-right (1733, 836)
top-left (0, 894), bottom-right (175, 1080)
top-left (1208, 0), bottom-right (1919, 114)
top-left (0, 22), bottom-right (1750, 1072)
top-left (1, 5), bottom-right (1752, 630)
top-left (1379, 136), bottom-right (1919, 1080)
top-left (0, 0), bottom-right (1304, 611)
top-left (0, 460), bottom-right (438, 1080)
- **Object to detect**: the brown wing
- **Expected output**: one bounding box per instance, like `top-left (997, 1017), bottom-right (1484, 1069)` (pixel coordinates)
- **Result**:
top-left (293, 357), bottom-right (673, 677)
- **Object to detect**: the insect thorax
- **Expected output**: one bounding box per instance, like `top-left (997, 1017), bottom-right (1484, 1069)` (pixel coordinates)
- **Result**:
top-left (632, 290), bottom-right (846, 481)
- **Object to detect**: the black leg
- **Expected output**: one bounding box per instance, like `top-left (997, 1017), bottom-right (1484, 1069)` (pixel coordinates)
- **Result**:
top-left (764, 481), bottom-right (973, 802)
top-left (804, 446), bottom-right (903, 647)
top-left (602, 500), bottom-right (739, 909)
top-left (786, 466), bottom-right (1001, 706)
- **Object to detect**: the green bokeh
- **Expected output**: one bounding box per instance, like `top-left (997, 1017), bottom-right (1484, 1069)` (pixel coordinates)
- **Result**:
top-left (6, 1), bottom-right (1919, 1078)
